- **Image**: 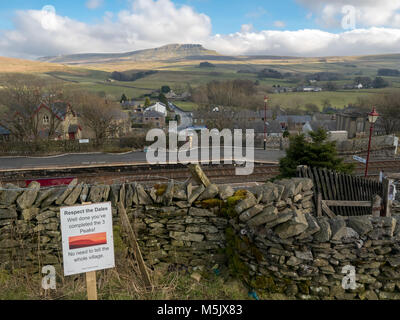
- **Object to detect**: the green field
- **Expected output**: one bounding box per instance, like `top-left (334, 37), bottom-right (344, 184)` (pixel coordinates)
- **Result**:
top-left (3, 53), bottom-right (400, 112)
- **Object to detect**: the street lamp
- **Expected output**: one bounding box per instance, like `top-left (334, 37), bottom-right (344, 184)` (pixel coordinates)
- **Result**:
top-left (264, 96), bottom-right (269, 150)
top-left (365, 107), bottom-right (379, 177)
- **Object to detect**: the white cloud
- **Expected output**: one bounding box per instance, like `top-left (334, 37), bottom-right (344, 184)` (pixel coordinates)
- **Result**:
top-left (0, 0), bottom-right (212, 59)
top-left (297, 0), bottom-right (400, 28)
top-left (86, 0), bottom-right (104, 10)
top-left (208, 28), bottom-right (400, 57)
top-left (274, 21), bottom-right (286, 28)
top-left (0, 0), bottom-right (400, 59)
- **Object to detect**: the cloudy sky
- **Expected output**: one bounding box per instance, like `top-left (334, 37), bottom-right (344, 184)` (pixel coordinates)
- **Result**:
top-left (0, 0), bottom-right (400, 59)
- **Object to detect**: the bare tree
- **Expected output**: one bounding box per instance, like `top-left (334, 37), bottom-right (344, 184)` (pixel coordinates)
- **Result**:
top-left (355, 91), bottom-right (400, 135)
top-left (69, 91), bottom-right (120, 144)
top-left (0, 74), bottom-right (64, 141)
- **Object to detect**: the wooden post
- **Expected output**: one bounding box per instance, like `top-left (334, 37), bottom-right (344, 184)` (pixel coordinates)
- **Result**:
top-left (317, 193), bottom-right (322, 217)
top-left (117, 202), bottom-right (153, 290)
top-left (372, 195), bottom-right (382, 217)
top-left (382, 177), bottom-right (392, 217)
top-left (82, 202), bottom-right (98, 300)
top-left (86, 271), bottom-right (98, 300)
top-left (188, 164), bottom-right (211, 187)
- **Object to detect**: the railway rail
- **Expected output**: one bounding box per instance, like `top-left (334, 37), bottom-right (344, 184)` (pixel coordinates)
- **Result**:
top-left (0, 159), bottom-right (400, 187)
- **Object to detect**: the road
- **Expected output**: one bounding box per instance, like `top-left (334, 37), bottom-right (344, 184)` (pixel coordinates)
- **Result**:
top-left (169, 102), bottom-right (193, 131)
top-left (0, 148), bottom-right (285, 170)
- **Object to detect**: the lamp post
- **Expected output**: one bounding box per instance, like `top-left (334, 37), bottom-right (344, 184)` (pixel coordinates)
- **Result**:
top-left (365, 107), bottom-right (380, 177)
top-left (264, 96), bottom-right (269, 150)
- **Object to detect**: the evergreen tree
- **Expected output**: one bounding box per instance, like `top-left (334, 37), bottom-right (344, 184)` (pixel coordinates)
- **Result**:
top-left (158, 93), bottom-right (168, 106)
top-left (144, 97), bottom-right (151, 107)
top-left (278, 128), bottom-right (354, 178)
top-left (120, 93), bottom-right (128, 103)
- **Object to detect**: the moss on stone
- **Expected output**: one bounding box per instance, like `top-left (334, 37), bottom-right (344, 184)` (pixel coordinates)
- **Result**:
top-left (113, 226), bottom-right (128, 254)
top-left (298, 280), bottom-right (311, 295)
top-left (154, 184), bottom-right (167, 196)
top-left (198, 199), bottom-right (224, 209)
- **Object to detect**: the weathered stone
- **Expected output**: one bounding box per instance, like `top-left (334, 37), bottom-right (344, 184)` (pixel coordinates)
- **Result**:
top-left (314, 217), bottom-right (332, 242)
top-left (55, 179), bottom-right (78, 205)
top-left (186, 225), bottom-right (218, 234)
top-left (22, 208), bottom-right (39, 221)
top-left (188, 185), bottom-right (205, 204)
top-left (297, 213), bottom-right (320, 240)
top-left (218, 185), bottom-right (235, 200)
top-left (189, 207), bottom-right (214, 217)
top-left (0, 239), bottom-right (19, 248)
top-left (198, 184), bottom-right (219, 201)
top-left (286, 256), bottom-right (302, 266)
top-left (295, 250), bottom-right (313, 261)
top-left (359, 290), bottom-right (378, 300)
top-left (274, 210), bottom-right (308, 239)
top-left (387, 256), bottom-right (400, 267)
top-left (275, 179), bottom-right (296, 200)
top-left (80, 184), bottom-right (89, 203)
top-left (109, 185), bottom-right (120, 207)
top-left (136, 184), bottom-right (153, 205)
top-left (0, 184), bottom-right (22, 205)
top-left (16, 181), bottom-right (40, 209)
top-left (329, 217), bottom-right (347, 241)
top-left (34, 189), bottom-right (54, 207)
top-left (265, 211), bottom-right (294, 229)
top-left (64, 183), bottom-right (83, 206)
top-left (239, 205), bottom-right (264, 223)
top-left (125, 184), bottom-right (134, 207)
top-left (173, 184), bottom-right (187, 201)
top-left (247, 206), bottom-right (278, 228)
top-left (0, 208), bottom-right (17, 220)
top-left (234, 193), bottom-right (257, 214)
top-left (347, 216), bottom-right (373, 236)
top-left (162, 181), bottom-right (174, 206)
top-left (169, 232), bottom-right (204, 242)
top-left (41, 187), bottom-right (65, 208)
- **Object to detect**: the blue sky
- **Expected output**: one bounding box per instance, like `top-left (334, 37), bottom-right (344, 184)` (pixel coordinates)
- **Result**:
top-left (0, 0), bottom-right (317, 32)
top-left (0, 0), bottom-right (400, 58)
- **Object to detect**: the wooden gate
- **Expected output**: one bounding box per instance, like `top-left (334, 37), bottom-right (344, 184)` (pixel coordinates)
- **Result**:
top-left (296, 165), bottom-right (389, 217)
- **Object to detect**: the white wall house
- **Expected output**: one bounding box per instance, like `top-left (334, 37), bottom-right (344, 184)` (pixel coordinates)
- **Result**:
top-left (146, 102), bottom-right (168, 117)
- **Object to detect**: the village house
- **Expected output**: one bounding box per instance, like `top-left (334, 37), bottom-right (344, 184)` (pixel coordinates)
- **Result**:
top-left (143, 110), bottom-right (166, 128)
top-left (276, 115), bottom-right (312, 132)
top-left (33, 101), bottom-right (82, 140)
top-left (146, 102), bottom-right (168, 117)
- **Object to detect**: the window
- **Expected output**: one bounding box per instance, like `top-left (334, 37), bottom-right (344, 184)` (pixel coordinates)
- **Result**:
top-left (43, 115), bottom-right (50, 125)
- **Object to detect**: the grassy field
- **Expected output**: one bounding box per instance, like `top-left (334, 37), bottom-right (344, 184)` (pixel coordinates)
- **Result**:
top-left (1, 52), bottom-right (400, 111)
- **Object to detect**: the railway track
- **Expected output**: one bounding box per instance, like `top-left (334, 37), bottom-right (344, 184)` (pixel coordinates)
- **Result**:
top-left (1, 159), bottom-right (399, 187)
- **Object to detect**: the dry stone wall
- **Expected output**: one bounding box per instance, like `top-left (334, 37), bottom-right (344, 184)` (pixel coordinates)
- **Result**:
top-left (1, 177), bottom-right (400, 300)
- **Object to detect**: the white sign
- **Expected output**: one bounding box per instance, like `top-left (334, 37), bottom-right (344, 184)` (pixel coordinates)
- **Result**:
top-left (353, 155), bottom-right (366, 164)
top-left (60, 202), bottom-right (115, 276)
top-left (79, 139), bottom-right (90, 144)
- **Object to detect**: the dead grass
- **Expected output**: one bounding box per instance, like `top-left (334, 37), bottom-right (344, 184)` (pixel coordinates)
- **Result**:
top-left (0, 259), bottom-right (250, 300)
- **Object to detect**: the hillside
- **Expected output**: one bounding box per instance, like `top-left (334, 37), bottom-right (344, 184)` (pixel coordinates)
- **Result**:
top-left (0, 56), bottom-right (70, 73)
top-left (38, 44), bottom-right (220, 65)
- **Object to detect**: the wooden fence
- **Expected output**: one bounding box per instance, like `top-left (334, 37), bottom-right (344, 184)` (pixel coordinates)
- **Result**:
top-left (296, 165), bottom-right (386, 217)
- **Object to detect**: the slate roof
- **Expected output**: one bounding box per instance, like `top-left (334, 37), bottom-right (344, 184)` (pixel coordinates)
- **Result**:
top-left (309, 120), bottom-right (337, 132)
top-left (143, 110), bottom-right (165, 118)
top-left (276, 115), bottom-right (312, 124)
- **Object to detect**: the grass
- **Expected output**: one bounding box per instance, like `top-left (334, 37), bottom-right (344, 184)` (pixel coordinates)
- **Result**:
top-left (1, 53), bottom-right (400, 107)
top-left (0, 261), bottom-right (252, 300)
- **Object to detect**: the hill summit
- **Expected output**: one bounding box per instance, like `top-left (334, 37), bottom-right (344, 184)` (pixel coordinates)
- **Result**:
top-left (38, 43), bottom-right (220, 65)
